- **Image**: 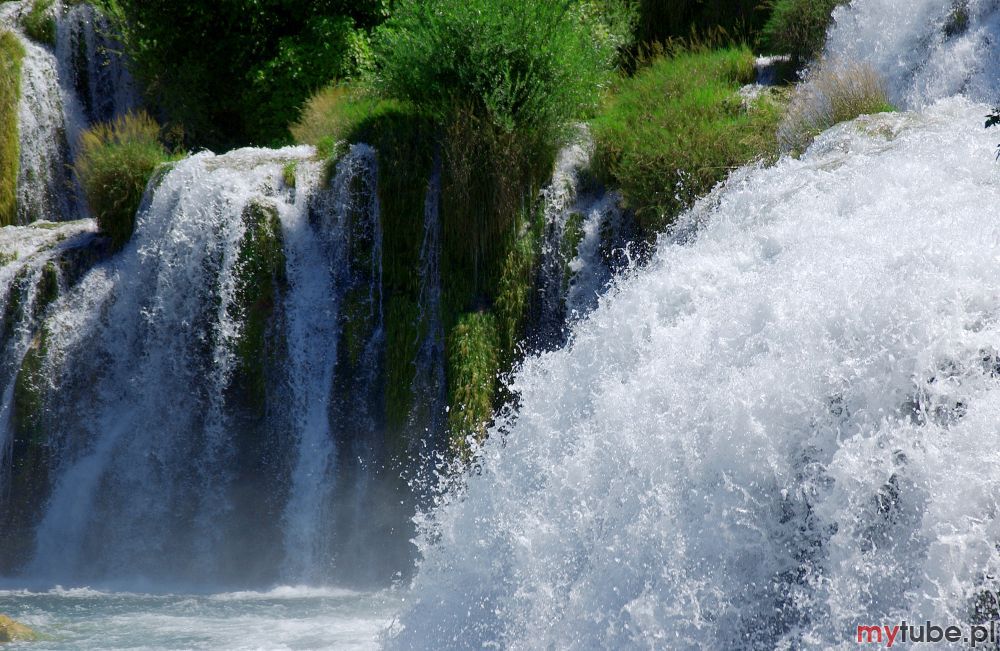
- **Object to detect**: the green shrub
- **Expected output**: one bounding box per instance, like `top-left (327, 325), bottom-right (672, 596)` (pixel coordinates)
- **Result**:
top-left (371, 0), bottom-right (619, 138)
top-left (761, 0), bottom-right (847, 64)
top-left (74, 111), bottom-right (172, 250)
top-left (779, 62), bottom-right (895, 154)
top-left (22, 0), bottom-right (56, 46)
top-left (0, 31), bottom-right (24, 227)
top-left (592, 46), bottom-right (787, 236)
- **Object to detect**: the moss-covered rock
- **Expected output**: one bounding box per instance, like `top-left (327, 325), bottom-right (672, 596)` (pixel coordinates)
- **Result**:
top-left (22, 0), bottom-right (56, 46)
top-left (0, 31), bottom-right (24, 227)
top-left (447, 311), bottom-right (500, 453)
top-left (0, 615), bottom-right (37, 643)
top-left (229, 199), bottom-right (286, 411)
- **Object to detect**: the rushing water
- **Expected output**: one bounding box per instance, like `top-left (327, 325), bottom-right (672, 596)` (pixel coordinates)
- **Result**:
top-left (3, 0), bottom-right (1000, 648)
top-left (387, 1), bottom-right (1000, 647)
top-left (0, 586), bottom-right (399, 650)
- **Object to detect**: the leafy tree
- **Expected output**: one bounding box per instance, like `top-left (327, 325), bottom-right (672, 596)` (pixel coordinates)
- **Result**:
top-left (99, 0), bottom-right (387, 149)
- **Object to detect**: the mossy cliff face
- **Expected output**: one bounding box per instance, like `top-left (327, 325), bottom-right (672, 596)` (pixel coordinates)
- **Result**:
top-left (229, 199), bottom-right (286, 411)
top-left (0, 31), bottom-right (25, 227)
top-left (2, 265), bottom-right (61, 570)
top-left (221, 198), bottom-right (290, 580)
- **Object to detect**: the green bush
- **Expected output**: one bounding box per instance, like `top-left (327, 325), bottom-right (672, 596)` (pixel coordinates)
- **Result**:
top-left (22, 0), bottom-right (56, 46)
top-left (74, 111), bottom-right (172, 250)
top-left (592, 46), bottom-right (787, 236)
top-left (0, 31), bottom-right (24, 227)
top-left (761, 0), bottom-right (847, 64)
top-left (371, 0), bottom-right (620, 138)
top-left (779, 62), bottom-right (895, 154)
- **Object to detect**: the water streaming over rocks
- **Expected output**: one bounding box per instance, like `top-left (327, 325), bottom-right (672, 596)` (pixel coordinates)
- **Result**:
top-left (530, 127), bottom-right (630, 351)
top-left (1, 0), bottom-right (138, 225)
top-left (2, 0), bottom-right (999, 648)
top-left (387, 1), bottom-right (1000, 648)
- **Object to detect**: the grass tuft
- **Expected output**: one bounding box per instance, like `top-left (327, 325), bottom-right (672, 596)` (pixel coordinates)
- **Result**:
top-left (74, 111), bottom-right (173, 250)
top-left (779, 61), bottom-right (895, 154)
top-left (22, 0), bottom-right (56, 46)
top-left (592, 46), bottom-right (786, 236)
top-left (0, 31), bottom-right (24, 227)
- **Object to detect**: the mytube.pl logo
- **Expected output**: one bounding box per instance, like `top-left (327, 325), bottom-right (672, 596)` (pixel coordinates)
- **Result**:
top-left (857, 621), bottom-right (998, 648)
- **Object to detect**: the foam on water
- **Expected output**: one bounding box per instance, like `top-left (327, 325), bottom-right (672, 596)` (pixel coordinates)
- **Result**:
top-left (0, 586), bottom-right (399, 650)
top-left (825, 0), bottom-right (1000, 107)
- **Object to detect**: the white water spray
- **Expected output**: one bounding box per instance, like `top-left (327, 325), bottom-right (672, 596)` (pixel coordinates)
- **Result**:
top-left (389, 1), bottom-right (1000, 648)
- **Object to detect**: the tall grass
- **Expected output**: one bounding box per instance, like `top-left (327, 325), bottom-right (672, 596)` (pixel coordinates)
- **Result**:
top-left (74, 111), bottom-right (173, 250)
top-left (778, 62), bottom-right (894, 154)
top-left (0, 31), bottom-right (24, 227)
top-left (22, 0), bottom-right (56, 46)
top-left (592, 46), bottom-right (787, 236)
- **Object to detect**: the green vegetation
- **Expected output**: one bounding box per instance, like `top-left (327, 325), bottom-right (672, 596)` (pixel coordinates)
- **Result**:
top-left (779, 62), bottom-right (895, 154)
top-left (447, 311), bottom-right (500, 452)
top-left (761, 0), bottom-right (846, 64)
top-left (96, 0), bottom-right (386, 148)
top-left (74, 111), bottom-right (172, 250)
top-left (0, 30), bottom-right (24, 227)
top-left (0, 614), bottom-right (38, 643)
top-left (22, 0), bottom-right (56, 46)
top-left (372, 0), bottom-right (621, 138)
top-left (229, 200), bottom-right (286, 410)
top-left (592, 46), bottom-right (786, 235)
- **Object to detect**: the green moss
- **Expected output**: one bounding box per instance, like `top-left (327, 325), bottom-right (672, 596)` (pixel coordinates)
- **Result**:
top-left (282, 161), bottom-right (297, 189)
top-left (592, 46), bottom-right (785, 237)
top-left (0, 31), bottom-right (24, 227)
top-left (0, 250), bottom-right (16, 266)
top-left (22, 0), bottom-right (56, 46)
top-left (229, 199), bottom-right (286, 409)
top-left (12, 328), bottom-right (47, 444)
top-left (561, 211), bottom-right (586, 289)
top-left (494, 216), bottom-right (540, 361)
top-left (0, 614), bottom-right (38, 643)
top-left (384, 294), bottom-right (420, 438)
top-left (447, 311), bottom-right (500, 453)
top-left (944, 1), bottom-right (970, 37)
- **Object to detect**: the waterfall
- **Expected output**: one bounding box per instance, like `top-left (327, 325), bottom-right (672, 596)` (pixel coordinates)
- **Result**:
top-left (531, 127), bottom-right (629, 351)
top-left (1, 0), bottom-right (138, 225)
top-left (0, 1), bottom-right (78, 224)
top-left (387, 1), bottom-right (1000, 648)
top-left (0, 144), bottom-right (385, 589)
top-left (55, 3), bottom-right (138, 130)
top-left (406, 160), bottom-right (447, 449)
top-left (280, 144), bottom-right (380, 584)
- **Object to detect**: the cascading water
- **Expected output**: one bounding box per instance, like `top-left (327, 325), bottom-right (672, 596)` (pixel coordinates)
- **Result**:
top-left (531, 127), bottom-right (629, 351)
top-left (387, 1), bottom-right (1000, 648)
top-left (0, 145), bottom-right (388, 590)
top-left (1, 0), bottom-right (138, 224)
top-left (55, 3), bottom-right (138, 129)
top-left (280, 144), bottom-right (380, 584)
top-left (406, 161), bottom-right (448, 449)
top-left (1, 1), bottom-right (78, 224)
